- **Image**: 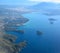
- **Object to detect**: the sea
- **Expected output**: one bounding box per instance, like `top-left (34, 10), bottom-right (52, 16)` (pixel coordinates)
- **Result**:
top-left (8, 12), bottom-right (60, 53)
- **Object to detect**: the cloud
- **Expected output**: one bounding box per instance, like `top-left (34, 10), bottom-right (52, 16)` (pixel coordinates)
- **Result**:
top-left (29, 0), bottom-right (60, 3)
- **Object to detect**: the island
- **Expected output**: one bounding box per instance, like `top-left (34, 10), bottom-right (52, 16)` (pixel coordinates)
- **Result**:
top-left (36, 30), bottom-right (43, 35)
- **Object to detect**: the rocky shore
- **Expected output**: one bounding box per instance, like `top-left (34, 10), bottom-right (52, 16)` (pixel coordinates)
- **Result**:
top-left (0, 7), bottom-right (29, 53)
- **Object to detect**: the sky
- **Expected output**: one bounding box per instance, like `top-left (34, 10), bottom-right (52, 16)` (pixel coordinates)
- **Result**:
top-left (0, 0), bottom-right (60, 6)
top-left (29, 0), bottom-right (60, 3)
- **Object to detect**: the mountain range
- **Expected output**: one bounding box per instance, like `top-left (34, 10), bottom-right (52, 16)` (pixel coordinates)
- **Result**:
top-left (28, 2), bottom-right (60, 16)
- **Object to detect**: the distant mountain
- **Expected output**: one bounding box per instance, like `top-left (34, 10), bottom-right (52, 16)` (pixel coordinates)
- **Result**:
top-left (0, 5), bottom-right (31, 14)
top-left (28, 2), bottom-right (60, 16)
top-left (29, 2), bottom-right (60, 10)
top-left (0, 5), bottom-right (26, 8)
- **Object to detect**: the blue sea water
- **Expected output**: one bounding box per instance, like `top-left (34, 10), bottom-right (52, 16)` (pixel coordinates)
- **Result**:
top-left (8, 12), bottom-right (60, 53)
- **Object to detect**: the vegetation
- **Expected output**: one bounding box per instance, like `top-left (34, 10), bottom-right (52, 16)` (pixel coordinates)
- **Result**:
top-left (0, 7), bottom-right (28, 53)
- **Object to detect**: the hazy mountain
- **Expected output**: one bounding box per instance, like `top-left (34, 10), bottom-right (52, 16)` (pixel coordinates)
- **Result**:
top-left (28, 2), bottom-right (60, 16)
top-left (29, 2), bottom-right (60, 10)
top-left (0, 5), bottom-right (31, 14)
